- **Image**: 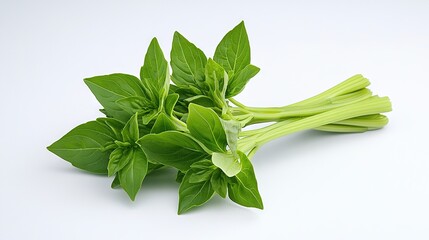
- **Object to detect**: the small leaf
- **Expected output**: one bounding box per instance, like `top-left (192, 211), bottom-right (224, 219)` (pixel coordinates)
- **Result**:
top-left (140, 38), bottom-right (169, 104)
top-left (214, 21), bottom-right (250, 74)
top-left (118, 148), bottom-right (148, 201)
top-left (212, 152), bottom-right (242, 177)
top-left (228, 151), bottom-right (263, 209)
top-left (189, 168), bottom-right (215, 183)
top-left (220, 119), bottom-right (241, 156)
top-left (178, 170), bottom-right (215, 214)
top-left (204, 59), bottom-right (229, 111)
top-left (190, 159), bottom-right (214, 170)
top-left (165, 93), bottom-right (179, 116)
top-left (226, 64), bottom-right (260, 98)
top-left (96, 118), bottom-right (124, 141)
top-left (171, 31), bottom-right (207, 87)
top-left (111, 174), bottom-right (121, 189)
top-left (176, 171), bottom-right (185, 183)
top-left (187, 104), bottom-right (227, 153)
top-left (116, 96), bottom-right (151, 114)
top-left (138, 131), bottom-right (210, 171)
top-left (121, 113), bottom-right (139, 143)
top-left (211, 169), bottom-right (227, 198)
top-left (107, 147), bottom-right (133, 177)
top-left (47, 121), bottom-right (117, 174)
top-left (150, 113), bottom-right (176, 134)
top-left (84, 74), bottom-right (145, 122)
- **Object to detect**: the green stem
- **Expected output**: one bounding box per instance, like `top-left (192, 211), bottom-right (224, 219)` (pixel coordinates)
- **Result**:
top-left (230, 74), bottom-right (370, 114)
top-left (238, 96), bottom-right (391, 153)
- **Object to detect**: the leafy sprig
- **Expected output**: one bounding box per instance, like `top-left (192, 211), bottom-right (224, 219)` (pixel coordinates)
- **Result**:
top-left (48, 21), bottom-right (392, 214)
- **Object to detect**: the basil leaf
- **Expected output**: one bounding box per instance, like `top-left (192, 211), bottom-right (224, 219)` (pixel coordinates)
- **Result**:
top-left (171, 31), bottom-right (207, 87)
top-left (121, 113), bottom-right (139, 143)
top-left (205, 59), bottom-right (229, 109)
top-left (118, 148), bottom-right (148, 201)
top-left (140, 38), bottom-right (169, 105)
top-left (178, 170), bottom-right (215, 214)
top-left (111, 174), bottom-right (121, 189)
top-left (151, 113), bottom-right (176, 134)
top-left (84, 74), bottom-right (145, 122)
top-left (96, 118), bottom-right (124, 141)
top-left (212, 152), bottom-right (242, 177)
top-left (189, 168), bottom-right (215, 183)
top-left (187, 103), bottom-right (227, 153)
top-left (214, 21), bottom-right (250, 75)
top-left (164, 93), bottom-right (179, 116)
top-left (226, 64), bottom-right (260, 98)
top-left (190, 159), bottom-right (214, 170)
top-left (211, 169), bottom-right (227, 198)
top-left (220, 119), bottom-right (241, 156)
top-left (228, 151), bottom-right (263, 209)
top-left (47, 121), bottom-right (117, 174)
top-left (138, 131), bottom-right (210, 171)
top-left (107, 147), bottom-right (132, 177)
top-left (176, 171), bottom-right (185, 183)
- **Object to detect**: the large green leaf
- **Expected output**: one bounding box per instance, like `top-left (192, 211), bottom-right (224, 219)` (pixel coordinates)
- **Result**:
top-left (140, 38), bottom-right (169, 105)
top-left (84, 74), bottom-right (145, 122)
top-left (226, 64), bottom-right (260, 98)
top-left (171, 31), bottom-right (207, 87)
top-left (47, 121), bottom-right (117, 174)
top-left (214, 21), bottom-right (250, 74)
top-left (228, 151), bottom-right (263, 209)
top-left (138, 131), bottom-right (210, 171)
top-left (178, 170), bottom-right (215, 214)
top-left (187, 103), bottom-right (227, 153)
top-left (118, 148), bottom-right (148, 201)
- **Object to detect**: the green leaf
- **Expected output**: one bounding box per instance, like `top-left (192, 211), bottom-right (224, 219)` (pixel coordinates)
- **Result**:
top-left (121, 113), bottom-right (139, 143)
top-left (212, 152), bottom-right (242, 177)
top-left (178, 170), bottom-right (215, 214)
top-left (228, 151), bottom-right (263, 209)
top-left (171, 31), bottom-right (207, 87)
top-left (84, 74), bottom-right (145, 122)
top-left (47, 121), bottom-right (117, 174)
top-left (150, 113), bottom-right (176, 134)
top-left (138, 131), bottom-right (210, 171)
top-left (189, 168), bottom-right (215, 183)
top-left (118, 148), bottom-right (148, 201)
top-left (211, 169), bottom-right (227, 198)
top-left (226, 64), bottom-right (260, 98)
top-left (107, 147), bottom-right (133, 177)
top-left (96, 118), bottom-right (124, 141)
top-left (176, 171), bottom-right (185, 183)
top-left (111, 174), bottom-right (121, 189)
top-left (140, 38), bottom-right (169, 104)
top-left (214, 21), bottom-right (250, 74)
top-left (187, 103), bottom-right (227, 153)
top-left (190, 159), bottom-right (214, 170)
top-left (220, 119), bottom-right (241, 156)
top-left (165, 93), bottom-right (179, 116)
top-left (116, 96), bottom-right (154, 113)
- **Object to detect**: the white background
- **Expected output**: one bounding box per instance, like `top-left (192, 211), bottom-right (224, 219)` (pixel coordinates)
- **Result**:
top-left (1, 0), bottom-right (428, 239)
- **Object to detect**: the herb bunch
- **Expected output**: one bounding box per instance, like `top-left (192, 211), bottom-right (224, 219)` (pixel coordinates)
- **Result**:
top-left (47, 21), bottom-right (392, 214)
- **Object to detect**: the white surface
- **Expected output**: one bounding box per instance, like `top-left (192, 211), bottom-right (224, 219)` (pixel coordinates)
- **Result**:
top-left (1, 0), bottom-right (428, 239)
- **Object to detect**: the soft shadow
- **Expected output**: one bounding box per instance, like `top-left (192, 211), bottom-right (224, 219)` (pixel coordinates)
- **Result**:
top-left (179, 195), bottom-right (260, 218)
